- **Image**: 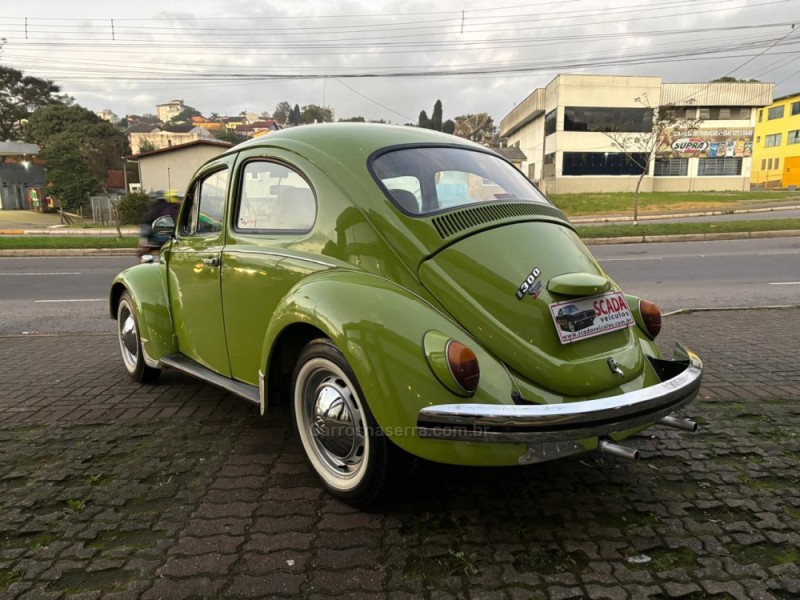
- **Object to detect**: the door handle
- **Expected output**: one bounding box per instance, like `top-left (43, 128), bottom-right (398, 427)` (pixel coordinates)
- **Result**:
top-left (202, 257), bottom-right (220, 268)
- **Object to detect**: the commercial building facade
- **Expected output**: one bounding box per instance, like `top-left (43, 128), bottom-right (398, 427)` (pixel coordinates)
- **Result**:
top-left (500, 75), bottom-right (773, 194)
top-left (751, 92), bottom-right (800, 189)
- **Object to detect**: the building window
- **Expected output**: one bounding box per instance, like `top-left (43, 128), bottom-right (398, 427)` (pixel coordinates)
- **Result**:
top-left (562, 152), bottom-right (648, 176)
top-left (661, 106), bottom-right (698, 120)
top-left (564, 107), bottom-right (653, 133)
top-left (775, 158), bottom-right (780, 170)
top-left (543, 153), bottom-right (556, 177)
top-left (698, 158), bottom-right (742, 176)
top-left (528, 163), bottom-right (536, 179)
top-left (767, 158), bottom-right (773, 170)
top-left (698, 107), bottom-right (750, 120)
top-left (789, 130), bottom-right (800, 145)
top-left (767, 105), bottom-right (784, 120)
top-left (792, 102), bottom-right (800, 116)
top-left (758, 109), bottom-right (763, 122)
top-left (761, 159), bottom-right (766, 170)
top-left (765, 133), bottom-right (782, 147)
top-left (544, 109), bottom-right (557, 136)
top-left (653, 158), bottom-right (688, 176)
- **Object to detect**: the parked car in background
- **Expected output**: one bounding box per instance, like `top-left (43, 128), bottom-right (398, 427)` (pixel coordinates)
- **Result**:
top-left (111, 123), bottom-right (702, 506)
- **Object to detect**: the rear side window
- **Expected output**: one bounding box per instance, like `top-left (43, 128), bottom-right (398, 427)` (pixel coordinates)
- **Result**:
top-left (236, 161), bottom-right (316, 232)
top-left (372, 147), bottom-right (551, 215)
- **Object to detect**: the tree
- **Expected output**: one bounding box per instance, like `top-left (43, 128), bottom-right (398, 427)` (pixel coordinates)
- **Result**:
top-left (137, 139), bottom-right (157, 153)
top-left (27, 104), bottom-right (130, 212)
top-left (339, 116), bottom-right (366, 122)
top-left (168, 106), bottom-right (201, 124)
top-left (431, 100), bottom-right (443, 132)
top-left (603, 93), bottom-right (701, 224)
top-left (299, 104), bottom-right (333, 124)
top-left (290, 104), bottom-right (301, 126)
top-left (712, 76), bottom-right (761, 83)
top-left (39, 138), bottom-right (99, 211)
top-left (442, 119), bottom-right (455, 135)
top-left (0, 65), bottom-right (70, 141)
top-left (454, 113), bottom-right (495, 143)
top-left (273, 101), bottom-right (292, 124)
top-left (418, 110), bottom-right (430, 129)
top-left (215, 129), bottom-right (247, 145)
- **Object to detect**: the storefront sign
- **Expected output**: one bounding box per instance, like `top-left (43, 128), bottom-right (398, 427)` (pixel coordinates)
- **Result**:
top-left (658, 128), bottom-right (754, 159)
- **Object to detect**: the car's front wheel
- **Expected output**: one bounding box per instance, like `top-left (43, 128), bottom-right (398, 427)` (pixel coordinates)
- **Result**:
top-left (117, 291), bottom-right (160, 384)
top-left (292, 338), bottom-right (389, 507)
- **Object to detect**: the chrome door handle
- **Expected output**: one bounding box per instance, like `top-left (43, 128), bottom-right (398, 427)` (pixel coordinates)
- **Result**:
top-left (202, 257), bottom-right (220, 268)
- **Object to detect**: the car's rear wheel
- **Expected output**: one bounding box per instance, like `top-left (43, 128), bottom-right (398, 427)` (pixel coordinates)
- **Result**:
top-left (117, 291), bottom-right (160, 384)
top-left (292, 338), bottom-right (389, 507)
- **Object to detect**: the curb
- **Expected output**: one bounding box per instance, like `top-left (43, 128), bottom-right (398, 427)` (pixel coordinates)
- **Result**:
top-left (571, 203), bottom-right (800, 225)
top-left (1, 229), bottom-right (799, 256)
top-left (583, 229), bottom-right (800, 245)
top-left (0, 248), bottom-right (138, 257)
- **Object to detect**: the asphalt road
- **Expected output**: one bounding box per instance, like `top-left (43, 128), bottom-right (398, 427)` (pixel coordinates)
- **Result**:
top-left (0, 237), bottom-right (798, 335)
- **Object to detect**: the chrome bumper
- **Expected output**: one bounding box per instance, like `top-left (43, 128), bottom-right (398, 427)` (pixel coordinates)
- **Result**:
top-left (416, 345), bottom-right (702, 444)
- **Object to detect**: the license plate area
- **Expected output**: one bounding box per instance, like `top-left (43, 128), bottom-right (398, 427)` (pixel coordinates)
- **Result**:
top-left (549, 291), bottom-right (634, 344)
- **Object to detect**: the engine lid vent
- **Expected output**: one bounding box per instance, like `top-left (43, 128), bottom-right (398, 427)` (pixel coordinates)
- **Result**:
top-left (431, 202), bottom-right (568, 239)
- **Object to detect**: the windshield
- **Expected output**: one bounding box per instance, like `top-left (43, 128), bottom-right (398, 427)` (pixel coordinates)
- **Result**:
top-left (372, 146), bottom-right (551, 215)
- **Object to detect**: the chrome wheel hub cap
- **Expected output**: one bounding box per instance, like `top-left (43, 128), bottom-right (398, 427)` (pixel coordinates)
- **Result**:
top-left (311, 377), bottom-right (365, 466)
top-left (119, 307), bottom-right (139, 370)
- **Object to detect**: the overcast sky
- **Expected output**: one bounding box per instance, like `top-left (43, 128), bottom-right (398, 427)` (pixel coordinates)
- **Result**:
top-left (1, 0), bottom-right (799, 125)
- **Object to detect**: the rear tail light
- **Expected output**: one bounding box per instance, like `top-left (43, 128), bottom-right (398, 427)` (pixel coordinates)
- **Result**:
top-left (639, 299), bottom-right (662, 338)
top-left (446, 340), bottom-right (480, 394)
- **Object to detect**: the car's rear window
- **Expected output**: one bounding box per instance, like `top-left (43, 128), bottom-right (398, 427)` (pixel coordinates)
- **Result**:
top-left (371, 146), bottom-right (551, 215)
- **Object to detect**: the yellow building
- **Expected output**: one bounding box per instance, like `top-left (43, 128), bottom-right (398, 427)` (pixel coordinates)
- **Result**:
top-left (751, 92), bottom-right (800, 189)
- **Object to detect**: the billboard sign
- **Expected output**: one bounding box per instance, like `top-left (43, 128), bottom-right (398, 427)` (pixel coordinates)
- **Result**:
top-left (658, 128), bottom-right (754, 159)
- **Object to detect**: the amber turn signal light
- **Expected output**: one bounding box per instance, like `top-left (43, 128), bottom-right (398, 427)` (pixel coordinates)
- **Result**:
top-left (639, 299), bottom-right (662, 338)
top-left (446, 340), bottom-right (480, 394)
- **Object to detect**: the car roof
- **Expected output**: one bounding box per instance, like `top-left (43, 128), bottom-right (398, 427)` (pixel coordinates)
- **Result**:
top-left (225, 122), bottom-right (490, 164)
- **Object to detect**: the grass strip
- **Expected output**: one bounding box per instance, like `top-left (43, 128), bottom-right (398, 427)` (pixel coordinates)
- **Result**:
top-left (0, 236), bottom-right (138, 249)
top-left (576, 218), bottom-right (800, 239)
top-left (551, 191), bottom-right (800, 216)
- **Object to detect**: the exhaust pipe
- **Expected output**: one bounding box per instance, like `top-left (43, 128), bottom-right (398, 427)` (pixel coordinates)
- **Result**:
top-left (657, 416), bottom-right (698, 433)
top-left (597, 440), bottom-right (640, 461)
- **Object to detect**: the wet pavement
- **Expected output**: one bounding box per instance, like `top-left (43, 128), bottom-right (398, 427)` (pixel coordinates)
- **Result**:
top-left (0, 308), bottom-right (798, 599)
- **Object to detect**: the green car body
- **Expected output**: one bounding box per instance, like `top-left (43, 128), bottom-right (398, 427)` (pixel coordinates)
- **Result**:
top-left (111, 123), bottom-right (702, 506)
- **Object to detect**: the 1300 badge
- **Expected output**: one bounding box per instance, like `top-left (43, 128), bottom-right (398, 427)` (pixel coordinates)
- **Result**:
top-left (516, 267), bottom-right (542, 300)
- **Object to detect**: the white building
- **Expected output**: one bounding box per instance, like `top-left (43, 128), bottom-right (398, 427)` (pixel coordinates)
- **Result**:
top-left (500, 74), bottom-right (774, 194)
top-left (130, 140), bottom-right (232, 195)
top-left (95, 109), bottom-right (119, 123)
top-left (156, 99), bottom-right (186, 124)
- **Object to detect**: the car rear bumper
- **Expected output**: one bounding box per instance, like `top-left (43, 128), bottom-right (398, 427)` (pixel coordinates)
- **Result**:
top-left (416, 344), bottom-right (702, 444)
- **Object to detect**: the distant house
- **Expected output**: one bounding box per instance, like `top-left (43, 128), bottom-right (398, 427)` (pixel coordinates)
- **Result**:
top-left (495, 146), bottom-right (527, 172)
top-left (0, 142), bottom-right (45, 211)
top-left (128, 140), bottom-right (233, 195)
top-left (191, 116), bottom-right (225, 134)
top-left (127, 125), bottom-right (216, 154)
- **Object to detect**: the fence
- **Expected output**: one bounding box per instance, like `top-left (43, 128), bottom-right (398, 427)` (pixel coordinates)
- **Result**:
top-left (90, 195), bottom-right (120, 225)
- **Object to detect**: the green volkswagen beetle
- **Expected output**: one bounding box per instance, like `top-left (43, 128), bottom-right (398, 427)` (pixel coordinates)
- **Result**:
top-left (111, 123), bottom-right (702, 506)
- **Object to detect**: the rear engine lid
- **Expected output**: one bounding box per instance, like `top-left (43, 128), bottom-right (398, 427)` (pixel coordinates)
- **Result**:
top-left (418, 221), bottom-right (645, 397)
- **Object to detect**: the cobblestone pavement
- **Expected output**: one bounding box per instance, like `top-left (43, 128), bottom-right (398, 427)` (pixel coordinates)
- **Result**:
top-left (0, 309), bottom-right (798, 599)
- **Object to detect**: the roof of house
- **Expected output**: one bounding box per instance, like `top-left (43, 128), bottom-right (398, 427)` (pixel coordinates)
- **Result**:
top-left (161, 125), bottom-right (197, 134)
top-left (125, 124), bottom-right (160, 134)
top-left (128, 139), bottom-right (233, 160)
top-left (495, 146), bottom-right (527, 161)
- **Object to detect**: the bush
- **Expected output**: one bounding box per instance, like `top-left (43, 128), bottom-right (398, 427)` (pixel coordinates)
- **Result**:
top-left (116, 191), bottom-right (152, 225)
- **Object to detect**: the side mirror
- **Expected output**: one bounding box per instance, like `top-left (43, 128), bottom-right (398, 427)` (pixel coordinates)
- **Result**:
top-left (152, 216), bottom-right (176, 238)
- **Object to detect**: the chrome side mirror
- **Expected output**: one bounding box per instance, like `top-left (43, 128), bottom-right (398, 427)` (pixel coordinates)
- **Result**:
top-left (152, 216), bottom-right (176, 238)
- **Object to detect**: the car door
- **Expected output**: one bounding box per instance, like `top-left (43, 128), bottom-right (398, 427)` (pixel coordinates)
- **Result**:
top-left (221, 154), bottom-right (330, 385)
top-left (168, 161), bottom-right (232, 377)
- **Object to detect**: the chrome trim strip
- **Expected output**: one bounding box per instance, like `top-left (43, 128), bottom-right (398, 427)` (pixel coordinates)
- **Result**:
top-left (223, 248), bottom-right (336, 268)
top-left (417, 345), bottom-right (702, 444)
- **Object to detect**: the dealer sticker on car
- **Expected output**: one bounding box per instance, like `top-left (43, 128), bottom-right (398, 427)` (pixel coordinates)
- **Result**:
top-left (550, 291), bottom-right (635, 344)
